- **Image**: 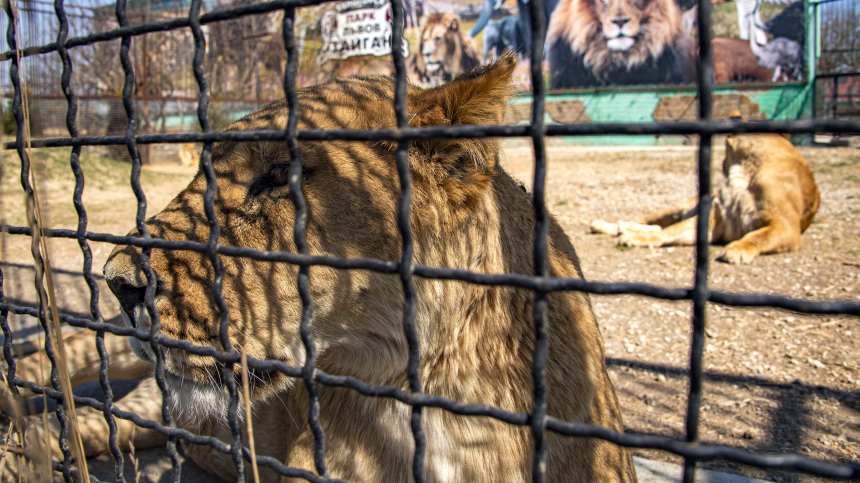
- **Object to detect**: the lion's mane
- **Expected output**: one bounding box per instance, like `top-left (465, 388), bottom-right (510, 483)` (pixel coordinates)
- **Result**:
top-left (547, 0), bottom-right (694, 88)
top-left (407, 13), bottom-right (481, 85)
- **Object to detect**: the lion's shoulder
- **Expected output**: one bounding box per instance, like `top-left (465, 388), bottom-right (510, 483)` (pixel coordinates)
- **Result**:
top-left (722, 134), bottom-right (820, 234)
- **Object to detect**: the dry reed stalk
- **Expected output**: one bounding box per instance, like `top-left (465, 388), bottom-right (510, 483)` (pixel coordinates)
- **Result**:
top-left (0, 371), bottom-right (23, 439)
top-left (39, 397), bottom-right (50, 481)
top-left (128, 426), bottom-right (139, 483)
top-left (0, 66), bottom-right (6, 269)
top-left (0, 414), bottom-right (17, 474)
top-left (0, 371), bottom-right (38, 483)
top-left (9, 1), bottom-right (90, 480)
top-left (15, 448), bottom-right (22, 483)
top-left (240, 348), bottom-right (261, 483)
top-left (0, 374), bottom-right (23, 479)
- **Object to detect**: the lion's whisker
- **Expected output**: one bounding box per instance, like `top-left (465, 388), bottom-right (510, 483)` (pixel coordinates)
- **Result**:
top-left (203, 366), bottom-right (217, 389)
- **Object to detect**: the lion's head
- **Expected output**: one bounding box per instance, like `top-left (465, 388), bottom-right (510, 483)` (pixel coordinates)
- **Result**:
top-left (416, 12), bottom-right (481, 80)
top-left (103, 56), bottom-right (515, 427)
top-left (548, 0), bottom-right (687, 76)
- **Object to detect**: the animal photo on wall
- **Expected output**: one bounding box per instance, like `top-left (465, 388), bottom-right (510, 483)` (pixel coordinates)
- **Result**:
top-left (545, 0), bottom-right (806, 88)
top-left (300, 0), bottom-right (805, 90)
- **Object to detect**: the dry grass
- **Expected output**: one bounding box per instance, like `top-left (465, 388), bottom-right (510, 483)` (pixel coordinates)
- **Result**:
top-left (240, 349), bottom-right (261, 483)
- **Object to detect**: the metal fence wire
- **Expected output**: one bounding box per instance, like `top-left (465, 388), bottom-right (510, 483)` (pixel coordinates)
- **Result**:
top-left (0, 0), bottom-right (859, 481)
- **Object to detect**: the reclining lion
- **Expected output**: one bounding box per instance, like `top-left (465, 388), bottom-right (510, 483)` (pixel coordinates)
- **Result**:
top-left (4, 53), bottom-right (636, 482)
top-left (591, 134), bottom-right (820, 264)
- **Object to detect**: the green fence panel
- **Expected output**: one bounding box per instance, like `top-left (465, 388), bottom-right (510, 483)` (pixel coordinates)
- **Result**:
top-left (508, 82), bottom-right (813, 146)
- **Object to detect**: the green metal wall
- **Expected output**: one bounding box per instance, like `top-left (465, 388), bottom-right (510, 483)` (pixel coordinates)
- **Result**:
top-left (506, 83), bottom-right (813, 146)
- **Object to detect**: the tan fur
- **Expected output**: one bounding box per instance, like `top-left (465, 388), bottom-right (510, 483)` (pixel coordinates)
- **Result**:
top-left (591, 134), bottom-right (820, 264)
top-left (547, 0), bottom-right (692, 81)
top-left (407, 12), bottom-right (481, 84)
top-left (313, 56), bottom-right (396, 85)
top-left (712, 37), bottom-right (774, 83)
top-left (178, 143), bottom-right (198, 167)
top-left (8, 54), bottom-right (635, 482)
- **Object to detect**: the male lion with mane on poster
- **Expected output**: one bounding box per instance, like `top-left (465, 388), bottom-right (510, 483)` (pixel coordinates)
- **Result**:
top-left (546, 0), bottom-right (695, 88)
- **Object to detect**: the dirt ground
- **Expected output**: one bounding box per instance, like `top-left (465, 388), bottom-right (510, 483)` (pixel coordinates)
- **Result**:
top-left (501, 140), bottom-right (860, 482)
top-left (0, 141), bottom-right (858, 482)
top-left (0, 147), bottom-right (199, 333)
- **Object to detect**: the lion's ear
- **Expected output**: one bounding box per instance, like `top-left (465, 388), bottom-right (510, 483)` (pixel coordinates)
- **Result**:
top-left (726, 135), bottom-right (740, 152)
top-left (408, 51), bottom-right (516, 127)
top-left (448, 17), bottom-right (460, 31)
top-left (404, 53), bottom-right (517, 205)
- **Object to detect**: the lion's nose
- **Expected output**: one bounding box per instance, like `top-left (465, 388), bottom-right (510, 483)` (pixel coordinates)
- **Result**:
top-left (107, 275), bottom-right (148, 316)
top-left (104, 246), bottom-right (150, 316)
top-left (611, 17), bottom-right (630, 27)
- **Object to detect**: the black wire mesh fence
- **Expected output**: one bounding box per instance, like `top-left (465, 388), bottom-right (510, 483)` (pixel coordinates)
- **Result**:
top-left (816, 72), bottom-right (860, 120)
top-left (0, 0), bottom-right (859, 481)
top-left (818, 0), bottom-right (860, 75)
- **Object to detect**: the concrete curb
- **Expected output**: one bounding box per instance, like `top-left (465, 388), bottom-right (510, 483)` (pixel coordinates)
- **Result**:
top-left (87, 450), bottom-right (773, 482)
top-left (634, 456), bottom-right (773, 483)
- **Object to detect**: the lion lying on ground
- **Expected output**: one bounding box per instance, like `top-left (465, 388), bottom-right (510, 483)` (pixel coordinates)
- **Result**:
top-left (591, 134), bottom-right (820, 264)
top-left (4, 53), bottom-right (636, 482)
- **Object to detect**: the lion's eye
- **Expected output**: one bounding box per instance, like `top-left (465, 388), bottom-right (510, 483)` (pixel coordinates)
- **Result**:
top-left (248, 163), bottom-right (310, 197)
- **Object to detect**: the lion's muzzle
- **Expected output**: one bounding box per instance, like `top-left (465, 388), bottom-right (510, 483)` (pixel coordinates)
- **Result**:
top-left (106, 272), bottom-right (146, 321)
top-left (603, 16), bottom-right (638, 51)
top-left (105, 248), bottom-right (158, 362)
top-left (424, 60), bottom-right (442, 72)
top-left (104, 248), bottom-right (150, 324)
top-left (607, 36), bottom-right (635, 51)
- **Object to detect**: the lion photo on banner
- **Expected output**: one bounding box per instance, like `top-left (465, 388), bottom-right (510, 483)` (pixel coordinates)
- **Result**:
top-left (300, 0), bottom-right (803, 90)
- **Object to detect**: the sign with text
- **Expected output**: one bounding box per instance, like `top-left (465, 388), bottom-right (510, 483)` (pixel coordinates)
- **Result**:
top-left (317, 0), bottom-right (409, 64)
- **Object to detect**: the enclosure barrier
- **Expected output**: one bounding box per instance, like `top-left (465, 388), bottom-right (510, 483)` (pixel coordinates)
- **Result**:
top-left (816, 72), bottom-right (860, 120)
top-left (1, 0), bottom-right (859, 481)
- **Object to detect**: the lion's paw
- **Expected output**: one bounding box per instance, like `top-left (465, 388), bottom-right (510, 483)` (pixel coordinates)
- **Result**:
top-left (617, 231), bottom-right (662, 249)
top-left (590, 220), bottom-right (620, 236)
top-left (718, 242), bottom-right (758, 264)
top-left (618, 221), bottom-right (661, 234)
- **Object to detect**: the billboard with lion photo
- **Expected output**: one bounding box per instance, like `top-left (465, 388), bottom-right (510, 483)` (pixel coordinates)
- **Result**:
top-left (301, 0), bottom-right (806, 90)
